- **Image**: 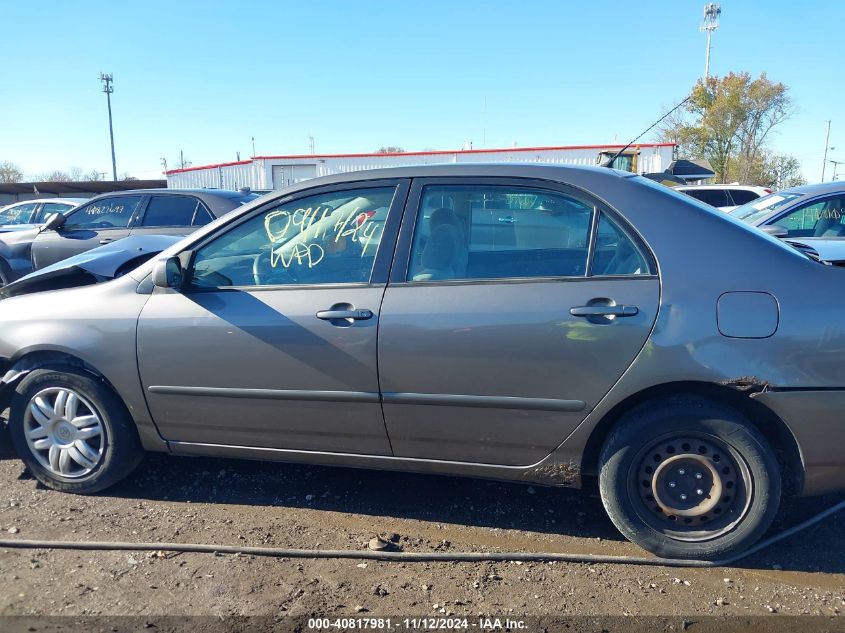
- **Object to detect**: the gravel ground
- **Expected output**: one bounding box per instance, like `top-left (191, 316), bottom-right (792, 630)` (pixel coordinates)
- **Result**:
top-left (0, 416), bottom-right (843, 625)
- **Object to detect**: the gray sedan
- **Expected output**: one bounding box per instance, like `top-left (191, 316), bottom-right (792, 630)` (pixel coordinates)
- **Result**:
top-left (1, 164), bottom-right (844, 560)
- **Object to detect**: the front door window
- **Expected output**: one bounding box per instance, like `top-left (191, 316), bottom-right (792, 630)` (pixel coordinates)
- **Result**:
top-left (190, 186), bottom-right (397, 287)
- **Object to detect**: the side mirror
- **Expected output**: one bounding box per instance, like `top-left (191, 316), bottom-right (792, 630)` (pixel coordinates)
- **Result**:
top-left (761, 225), bottom-right (788, 238)
top-left (152, 256), bottom-right (185, 289)
top-left (42, 212), bottom-right (65, 232)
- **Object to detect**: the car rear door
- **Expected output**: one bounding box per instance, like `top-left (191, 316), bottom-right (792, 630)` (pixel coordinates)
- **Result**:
top-left (377, 177), bottom-right (660, 466)
top-left (136, 179), bottom-right (408, 454)
top-left (30, 195), bottom-right (144, 269)
top-left (129, 193), bottom-right (214, 239)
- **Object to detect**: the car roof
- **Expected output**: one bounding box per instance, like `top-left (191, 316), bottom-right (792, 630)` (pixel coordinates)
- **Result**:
top-left (80, 188), bottom-right (257, 217)
top-left (3, 197), bottom-right (87, 206)
top-left (676, 185), bottom-right (764, 191)
top-left (263, 163), bottom-right (635, 199)
top-left (776, 181), bottom-right (845, 196)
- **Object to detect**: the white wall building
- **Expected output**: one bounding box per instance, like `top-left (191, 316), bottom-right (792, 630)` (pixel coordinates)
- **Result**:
top-left (165, 143), bottom-right (676, 191)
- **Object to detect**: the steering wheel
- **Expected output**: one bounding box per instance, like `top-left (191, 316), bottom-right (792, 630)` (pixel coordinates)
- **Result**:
top-left (252, 248), bottom-right (297, 286)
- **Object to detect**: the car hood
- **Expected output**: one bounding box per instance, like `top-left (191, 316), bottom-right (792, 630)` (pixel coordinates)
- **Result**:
top-left (784, 238), bottom-right (845, 264)
top-left (1, 234), bottom-right (180, 298)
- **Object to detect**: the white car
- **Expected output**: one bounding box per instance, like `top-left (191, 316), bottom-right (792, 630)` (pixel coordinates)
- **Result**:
top-left (0, 198), bottom-right (87, 232)
top-left (675, 185), bottom-right (772, 212)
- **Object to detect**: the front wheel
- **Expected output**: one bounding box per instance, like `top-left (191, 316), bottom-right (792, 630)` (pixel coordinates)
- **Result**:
top-left (8, 367), bottom-right (143, 494)
top-left (599, 396), bottom-right (781, 560)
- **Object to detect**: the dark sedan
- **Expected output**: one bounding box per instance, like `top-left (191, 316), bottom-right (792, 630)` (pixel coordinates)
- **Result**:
top-left (1, 164), bottom-right (844, 561)
top-left (0, 188), bottom-right (258, 285)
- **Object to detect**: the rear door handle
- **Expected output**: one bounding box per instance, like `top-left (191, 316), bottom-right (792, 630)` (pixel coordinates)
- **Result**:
top-left (570, 305), bottom-right (639, 317)
top-left (316, 309), bottom-right (373, 321)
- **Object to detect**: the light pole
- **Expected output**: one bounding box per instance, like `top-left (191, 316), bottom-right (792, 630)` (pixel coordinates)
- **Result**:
top-left (99, 73), bottom-right (117, 181)
top-left (701, 4), bottom-right (721, 79)
top-left (822, 120), bottom-right (832, 181)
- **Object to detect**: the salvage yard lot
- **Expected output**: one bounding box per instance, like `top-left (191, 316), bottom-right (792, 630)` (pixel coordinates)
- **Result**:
top-left (0, 419), bottom-right (843, 620)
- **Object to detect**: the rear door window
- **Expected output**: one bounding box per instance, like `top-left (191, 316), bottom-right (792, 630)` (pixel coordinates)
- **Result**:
top-left (407, 185), bottom-right (593, 281)
top-left (141, 195), bottom-right (202, 227)
top-left (685, 189), bottom-right (730, 207)
top-left (34, 202), bottom-right (75, 223)
top-left (727, 189), bottom-right (761, 206)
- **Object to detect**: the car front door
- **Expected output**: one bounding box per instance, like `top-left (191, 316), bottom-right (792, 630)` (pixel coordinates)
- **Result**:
top-left (136, 180), bottom-right (408, 454)
top-left (378, 178), bottom-right (660, 466)
top-left (30, 195), bottom-right (144, 269)
top-left (767, 193), bottom-right (845, 238)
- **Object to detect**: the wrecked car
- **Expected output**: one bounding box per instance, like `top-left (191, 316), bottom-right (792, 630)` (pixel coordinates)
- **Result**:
top-left (0, 188), bottom-right (257, 286)
top-left (0, 234), bottom-right (180, 299)
top-left (1, 164), bottom-right (844, 561)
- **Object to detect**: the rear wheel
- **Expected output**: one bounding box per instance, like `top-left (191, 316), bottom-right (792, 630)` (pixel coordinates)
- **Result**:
top-left (8, 367), bottom-right (143, 494)
top-left (599, 396), bottom-right (781, 560)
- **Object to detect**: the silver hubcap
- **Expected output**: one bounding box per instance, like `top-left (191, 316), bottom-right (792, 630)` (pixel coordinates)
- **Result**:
top-left (24, 387), bottom-right (105, 478)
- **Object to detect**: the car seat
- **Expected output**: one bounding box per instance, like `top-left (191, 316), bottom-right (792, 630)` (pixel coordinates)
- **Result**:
top-left (412, 208), bottom-right (468, 281)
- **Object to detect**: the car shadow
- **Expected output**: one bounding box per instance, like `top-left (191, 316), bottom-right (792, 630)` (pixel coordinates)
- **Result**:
top-left (108, 451), bottom-right (845, 575)
top-left (3, 412), bottom-right (843, 574)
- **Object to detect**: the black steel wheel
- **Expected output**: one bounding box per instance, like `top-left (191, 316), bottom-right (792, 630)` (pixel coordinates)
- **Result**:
top-left (599, 396), bottom-right (781, 560)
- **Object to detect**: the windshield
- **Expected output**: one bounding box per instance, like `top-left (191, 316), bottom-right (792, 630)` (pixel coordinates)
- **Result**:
top-left (728, 192), bottom-right (803, 223)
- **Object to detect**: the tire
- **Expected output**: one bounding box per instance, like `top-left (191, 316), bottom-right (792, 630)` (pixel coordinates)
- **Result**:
top-left (8, 367), bottom-right (143, 494)
top-left (599, 395), bottom-right (781, 560)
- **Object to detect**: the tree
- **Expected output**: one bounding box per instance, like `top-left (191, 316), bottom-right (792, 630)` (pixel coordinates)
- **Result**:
top-left (38, 170), bottom-right (73, 182)
top-left (376, 146), bottom-right (405, 154)
top-left (657, 72), bottom-right (793, 185)
top-left (0, 161), bottom-right (24, 183)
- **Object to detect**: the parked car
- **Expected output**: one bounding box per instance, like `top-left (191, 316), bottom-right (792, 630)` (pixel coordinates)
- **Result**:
top-left (729, 181), bottom-right (845, 239)
top-left (1, 234), bottom-right (181, 299)
top-left (675, 185), bottom-right (771, 211)
top-left (1, 164), bottom-right (844, 560)
top-left (0, 188), bottom-right (258, 286)
top-left (0, 198), bottom-right (86, 232)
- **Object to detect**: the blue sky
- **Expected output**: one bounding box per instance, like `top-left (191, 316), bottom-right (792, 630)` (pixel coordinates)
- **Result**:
top-left (1, 1), bottom-right (841, 182)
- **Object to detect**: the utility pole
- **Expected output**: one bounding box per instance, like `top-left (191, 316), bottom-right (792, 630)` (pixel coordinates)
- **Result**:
top-left (309, 135), bottom-right (315, 154)
top-left (822, 120), bottom-right (832, 181)
top-left (160, 157), bottom-right (168, 174)
top-left (830, 159), bottom-right (845, 181)
top-left (99, 73), bottom-right (117, 181)
top-left (701, 4), bottom-right (721, 79)
top-left (251, 137), bottom-right (256, 157)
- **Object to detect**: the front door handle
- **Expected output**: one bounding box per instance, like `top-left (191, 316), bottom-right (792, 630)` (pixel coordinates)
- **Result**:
top-left (316, 308), bottom-right (373, 321)
top-left (99, 238), bottom-right (114, 244)
top-left (570, 305), bottom-right (639, 317)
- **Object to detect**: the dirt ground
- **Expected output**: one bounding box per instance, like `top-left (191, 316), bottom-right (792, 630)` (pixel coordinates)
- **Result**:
top-left (0, 416), bottom-right (843, 629)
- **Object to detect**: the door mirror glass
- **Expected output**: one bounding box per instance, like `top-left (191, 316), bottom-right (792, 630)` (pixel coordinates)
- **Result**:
top-left (152, 256), bottom-right (184, 289)
top-left (42, 212), bottom-right (65, 232)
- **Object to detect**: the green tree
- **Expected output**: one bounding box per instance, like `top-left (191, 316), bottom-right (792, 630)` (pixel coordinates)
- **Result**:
top-left (658, 72), bottom-right (793, 185)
